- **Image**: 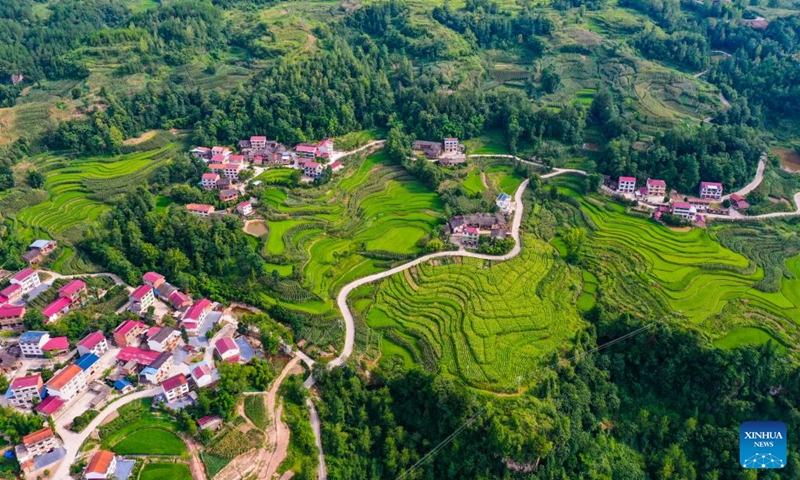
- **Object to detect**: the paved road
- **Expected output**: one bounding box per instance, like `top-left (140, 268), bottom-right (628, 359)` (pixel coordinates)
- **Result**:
top-left (329, 140), bottom-right (386, 162)
top-left (52, 387), bottom-right (160, 480)
top-left (722, 155), bottom-right (766, 200)
top-left (42, 270), bottom-right (126, 286)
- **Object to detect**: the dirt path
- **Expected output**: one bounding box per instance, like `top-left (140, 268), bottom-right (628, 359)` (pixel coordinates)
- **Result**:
top-left (481, 171), bottom-right (489, 189)
top-left (259, 356), bottom-right (302, 479)
top-left (181, 433), bottom-right (210, 480)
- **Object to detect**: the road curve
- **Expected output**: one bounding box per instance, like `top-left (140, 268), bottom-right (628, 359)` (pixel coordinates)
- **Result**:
top-left (52, 387), bottom-right (161, 480)
top-left (722, 155), bottom-right (766, 201)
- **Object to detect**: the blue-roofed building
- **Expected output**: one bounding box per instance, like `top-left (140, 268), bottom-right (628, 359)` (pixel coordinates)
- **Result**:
top-left (496, 193), bottom-right (513, 215)
top-left (20, 331), bottom-right (50, 357)
top-left (114, 379), bottom-right (133, 394)
top-left (74, 353), bottom-right (100, 380)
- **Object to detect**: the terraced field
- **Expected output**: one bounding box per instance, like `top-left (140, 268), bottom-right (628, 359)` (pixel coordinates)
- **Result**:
top-left (365, 238), bottom-right (585, 392)
top-left (16, 147), bottom-right (173, 235)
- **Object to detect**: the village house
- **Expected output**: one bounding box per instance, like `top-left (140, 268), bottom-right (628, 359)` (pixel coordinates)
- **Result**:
top-left (444, 137), bottom-right (460, 154)
top-left (699, 181), bottom-right (723, 200)
top-left (219, 188), bottom-right (239, 203)
top-left (6, 374), bottom-right (44, 408)
top-left (687, 198), bottom-right (713, 211)
top-left (16, 427), bottom-right (59, 468)
top-left (9, 268), bottom-right (41, 293)
top-left (23, 240), bottom-right (57, 266)
top-left (730, 193), bottom-right (750, 210)
top-left (413, 140), bottom-right (443, 159)
top-left (113, 379), bottom-right (134, 394)
top-left (217, 178), bottom-right (233, 190)
top-left (201, 173), bottom-right (220, 190)
top-left (645, 178), bottom-right (667, 198)
top-left (0, 305), bottom-right (25, 329)
top-left (77, 331), bottom-right (108, 357)
top-left (227, 154), bottom-right (245, 164)
top-left (316, 139), bottom-right (334, 158)
top-left (75, 353), bottom-right (101, 381)
top-left (34, 395), bottom-right (66, 418)
top-left (198, 415), bottom-right (223, 431)
top-left (671, 202), bottom-right (697, 220)
top-left (113, 320), bottom-right (147, 347)
top-left (58, 279), bottom-right (86, 302)
top-left (211, 146), bottom-right (231, 159)
top-left (85, 450), bottom-right (117, 480)
top-left (45, 364), bottom-right (86, 401)
top-left (617, 176), bottom-right (637, 194)
top-left (303, 161), bottom-right (323, 178)
top-left (191, 364), bottom-right (214, 388)
top-left (210, 163), bottom-right (244, 180)
top-left (250, 136), bottom-right (268, 150)
top-left (461, 227), bottom-right (480, 247)
top-left (496, 193), bottom-right (513, 215)
top-left (148, 327), bottom-right (181, 353)
top-left (128, 285), bottom-right (155, 315)
top-left (162, 373), bottom-right (190, 403)
top-left (1, 284), bottom-right (23, 304)
top-left (186, 203), bottom-right (215, 217)
top-left (445, 213), bottom-right (507, 239)
top-left (439, 156), bottom-right (466, 167)
top-left (181, 298), bottom-right (212, 336)
top-left (141, 351), bottom-right (174, 384)
top-left (116, 347), bottom-right (160, 374)
top-left (22, 249), bottom-right (44, 266)
top-left (42, 297), bottom-right (71, 324)
top-left (191, 147), bottom-right (212, 160)
top-left (42, 336), bottom-right (69, 356)
top-left (214, 337), bottom-right (240, 363)
top-left (169, 290), bottom-right (192, 310)
top-left (19, 331), bottom-right (50, 357)
top-left (295, 143), bottom-right (318, 159)
top-left (330, 161), bottom-right (344, 173)
top-left (142, 271), bottom-right (166, 290)
top-left (236, 201), bottom-right (253, 216)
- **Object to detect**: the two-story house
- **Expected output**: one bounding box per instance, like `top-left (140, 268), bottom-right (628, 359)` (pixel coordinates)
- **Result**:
top-left (162, 374), bottom-right (190, 403)
top-left (147, 327), bottom-right (181, 353)
top-left (7, 374), bottom-right (44, 408)
top-left (186, 204), bottom-right (215, 217)
top-left (9, 268), bottom-right (40, 293)
top-left (77, 331), bottom-right (108, 357)
top-left (58, 280), bottom-right (86, 302)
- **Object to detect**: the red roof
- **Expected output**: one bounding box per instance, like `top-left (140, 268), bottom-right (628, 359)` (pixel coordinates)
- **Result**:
top-left (117, 347), bottom-right (160, 365)
top-left (225, 355), bottom-right (241, 363)
top-left (142, 272), bottom-right (164, 284)
top-left (23, 427), bottom-right (54, 446)
top-left (701, 181), bottom-right (722, 188)
top-left (184, 298), bottom-right (212, 321)
top-left (42, 297), bottom-right (71, 317)
top-left (647, 178), bottom-right (666, 187)
top-left (673, 202), bottom-right (692, 209)
top-left (42, 336), bottom-right (69, 351)
top-left (11, 268), bottom-right (36, 282)
top-left (215, 337), bottom-right (238, 355)
top-left (169, 291), bottom-right (192, 309)
top-left (736, 200), bottom-right (750, 209)
top-left (202, 173), bottom-right (220, 180)
top-left (1, 284), bottom-right (21, 297)
top-left (187, 203), bottom-right (215, 213)
top-left (210, 163), bottom-right (241, 170)
top-left (618, 176), bottom-right (636, 183)
top-left (730, 193), bottom-right (744, 201)
top-left (463, 227), bottom-right (479, 235)
top-left (197, 415), bottom-right (220, 426)
top-left (330, 161), bottom-right (342, 169)
top-left (46, 364), bottom-right (81, 389)
top-left (229, 155), bottom-right (245, 162)
top-left (305, 161), bottom-right (320, 168)
top-left (211, 154), bottom-right (226, 162)
top-left (236, 201), bottom-right (251, 209)
top-left (0, 305), bottom-right (24, 319)
top-left (115, 319), bottom-right (145, 336)
top-left (130, 285), bottom-right (152, 300)
top-left (251, 136), bottom-right (267, 141)
top-left (296, 144), bottom-right (317, 153)
top-left (78, 331), bottom-right (105, 349)
top-left (0, 295), bottom-right (7, 304)
top-left (192, 364), bottom-right (212, 379)
top-left (146, 326), bottom-right (161, 339)
top-left (35, 395), bottom-right (64, 415)
top-left (58, 280), bottom-right (86, 297)
top-left (162, 373), bottom-right (187, 392)
top-left (11, 374), bottom-right (41, 390)
top-left (86, 450), bottom-right (115, 475)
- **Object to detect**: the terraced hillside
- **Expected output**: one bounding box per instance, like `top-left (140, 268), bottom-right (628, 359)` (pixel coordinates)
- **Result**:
top-left (364, 237), bottom-right (585, 392)
top-left (16, 146), bottom-right (173, 235)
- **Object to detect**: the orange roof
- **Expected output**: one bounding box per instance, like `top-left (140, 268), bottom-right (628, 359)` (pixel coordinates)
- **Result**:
top-left (46, 364), bottom-right (82, 390)
top-left (86, 450), bottom-right (115, 474)
top-left (22, 426), bottom-right (54, 446)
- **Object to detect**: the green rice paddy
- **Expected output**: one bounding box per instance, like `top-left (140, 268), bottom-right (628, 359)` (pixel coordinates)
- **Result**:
top-left (713, 327), bottom-right (787, 354)
top-left (462, 167), bottom-right (486, 195)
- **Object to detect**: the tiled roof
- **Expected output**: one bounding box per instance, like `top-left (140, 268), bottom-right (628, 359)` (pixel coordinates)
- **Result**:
top-left (35, 395), bottom-right (64, 415)
top-left (142, 272), bottom-right (165, 284)
top-left (117, 347), bottom-right (160, 365)
top-left (78, 331), bottom-right (105, 349)
top-left (0, 305), bottom-right (24, 319)
top-left (42, 297), bottom-right (71, 317)
top-left (10, 374), bottom-right (41, 390)
top-left (647, 178), bottom-right (666, 187)
top-left (183, 299), bottom-right (211, 321)
top-left (618, 176), bottom-right (636, 183)
top-left (162, 373), bottom-right (187, 392)
top-left (86, 450), bottom-right (115, 474)
top-left (58, 280), bottom-right (85, 297)
top-left (11, 268), bottom-right (36, 282)
top-left (42, 337), bottom-right (69, 351)
top-left (22, 427), bottom-right (54, 446)
top-left (215, 337), bottom-right (238, 355)
top-left (202, 173), bottom-right (220, 180)
top-left (673, 202), bottom-right (692, 209)
top-left (129, 285), bottom-right (152, 300)
top-left (192, 364), bottom-right (212, 379)
top-left (46, 365), bottom-right (82, 390)
top-left (115, 320), bottom-right (145, 336)
top-left (186, 203), bottom-right (215, 213)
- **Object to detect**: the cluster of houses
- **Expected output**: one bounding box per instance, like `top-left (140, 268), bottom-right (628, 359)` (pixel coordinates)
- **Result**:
top-left (612, 176), bottom-right (743, 224)
top-left (445, 213), bottom-right (508, 248)
top-left (22, 240), bottom-right (57, 267)
top-left (413, 137), bottom-right (466, 166)
top-left (0, 268), bottom-right (89, 330)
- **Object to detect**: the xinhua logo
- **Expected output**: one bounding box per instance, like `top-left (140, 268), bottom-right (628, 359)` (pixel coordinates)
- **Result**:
top-left (740, 421), bottom-right (787, 469)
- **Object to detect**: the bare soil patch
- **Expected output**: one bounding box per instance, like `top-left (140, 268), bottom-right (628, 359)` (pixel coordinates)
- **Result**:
top-left (123, 129), bottom-right (159, 145)
top-left (774, 148), bottom-right (800, 172)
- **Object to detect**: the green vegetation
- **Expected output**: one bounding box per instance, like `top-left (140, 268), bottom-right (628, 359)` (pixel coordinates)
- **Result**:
top-left (111, 428), bottom-right (187, 456)
top-left (99, 399), bottom-right (186, 457)
top-left (206, 428), bottom-right (263, 459)
top-left (200, 452), bottom-right (230, 479)
top-left (139, 462), bottom-right (192, 480)
top-left (714, 327), bottom-right (787, 354)
top-left (243, 395), bottom-right (268, 430)
top-left (461, 167), bottom-right (485, 195)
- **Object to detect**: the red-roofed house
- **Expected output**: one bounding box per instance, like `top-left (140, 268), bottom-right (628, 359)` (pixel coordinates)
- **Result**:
top-left (18, 427), bottom-right (59, 462)
top-left (316, 139), bottom-right (334, 158)
top-left (142, 272), bottom-right (166, 290)
top-left (169, 291), bottom-right (192, 310)
top-left (236, 201), bottom-right (253, 216)
top-left (45, 364), bottom-right (86, 400)
top-left (9, 268), bottom-right (40, 293)
top-left (645, 178), bottom-right (667, 197)
top-left (730, 193), bottom-right (750, 210)
top-left (58, 280), bottom-right (86, 302)
top-left (162, 374), bottom-right (189, 403)
top-left (295, 143), bottom-right (318, 159)
top-left (128, 285), bottom-right (155, 315)
top-left (113, 320), bottom-right (146, 347)
top-left (250, 136), bottom-right (268, 149)
top-left (303, 161), bottom-right (322, 178)
top-left (210, 163), bottom-right (244, 180)
top-left (85, 450), bottom-right (117, 480)
top-left (0, 305), bottom-right (25, 329)
top-left (214, 337), bottom-right (240, 362)
top-left (191, 364), bottom-right (214, 388)
top-left (461, 227), bottom-right (480, 246)
top-left (671, 202), bottom-right (697, 219)
top-left (182, 299), bottom-right (212, 336)
top-left (1, 283), bottom-right (23, 303)
top-left (34, 395), bottom-right (65, 418)
top-left (42, 297), bottom-right (72, 324)
top-left (42, 336), bottom-right (69, 356)
top-left (699, 181), bottom-right (723, 200)
top-left (198, 415), bottom-right (223, 431)
top-left (187, 203), bottom-right (215, 217)
top-left (116, 347), bottom-right (160, 366)
top-left (330, 161), bottom-right (343, 173)
top-left (8, 374), bottom-right (43, 408)
top-left (201, 173), bottom-right (220, 190)
top-left (211, 146), bottom-right (231, 158)
top-left (228, 154), bottom-right (245, 164)
top-left (617, 176), bottom-right (637, 194)
top-left (77, 331), bottom-right (108, 357)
